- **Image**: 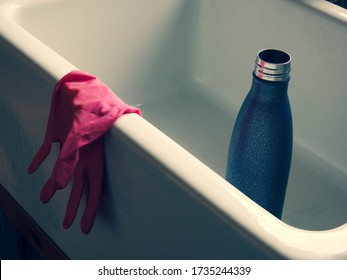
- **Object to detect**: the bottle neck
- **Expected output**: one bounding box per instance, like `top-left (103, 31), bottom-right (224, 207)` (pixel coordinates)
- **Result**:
top-left (254, 49), bottom-right (291, 82)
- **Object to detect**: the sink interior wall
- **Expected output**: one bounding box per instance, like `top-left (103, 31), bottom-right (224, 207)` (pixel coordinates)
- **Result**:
top-left (12, 0), bottom-right (198, 103)
top-left (12, 0), bottom-right (347, 230)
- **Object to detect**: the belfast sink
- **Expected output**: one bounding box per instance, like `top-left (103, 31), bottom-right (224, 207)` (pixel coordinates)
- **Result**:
top-left (0, 0), bottom-right (347, 259)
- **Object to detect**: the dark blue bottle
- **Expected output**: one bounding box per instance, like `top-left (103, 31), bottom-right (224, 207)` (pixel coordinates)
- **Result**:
top-left (226, 49), bottom-right (292, 218)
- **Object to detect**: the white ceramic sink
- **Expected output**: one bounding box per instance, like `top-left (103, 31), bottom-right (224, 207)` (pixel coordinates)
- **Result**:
top-left (1, 0), bottom-right (347, 259)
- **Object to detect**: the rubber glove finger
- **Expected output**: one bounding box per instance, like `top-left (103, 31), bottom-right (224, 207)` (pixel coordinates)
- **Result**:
top-left (40, 177), bottom-right (58, 203)
top-left (80, 140), bottom-right (104, 234)
top-left (80, 171), bottom-right (103, 234)
top-left (51, 160), bottom-right (75, 190)
top-left (63, 165), bottom-right (85, 230)
top-left (28, 142), bottom-right (52, 174)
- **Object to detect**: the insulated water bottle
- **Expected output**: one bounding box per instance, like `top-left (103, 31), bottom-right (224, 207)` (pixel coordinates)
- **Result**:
top-left (226, 49), bottom-right (293, 218)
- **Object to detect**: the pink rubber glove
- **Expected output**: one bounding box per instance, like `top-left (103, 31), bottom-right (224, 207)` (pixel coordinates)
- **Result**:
top-left (28, 70), bottom-right (142, 234)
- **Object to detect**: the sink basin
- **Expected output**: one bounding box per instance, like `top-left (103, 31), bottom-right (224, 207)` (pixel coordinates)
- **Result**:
top-left (1, 0), bottom-right (347, 259)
